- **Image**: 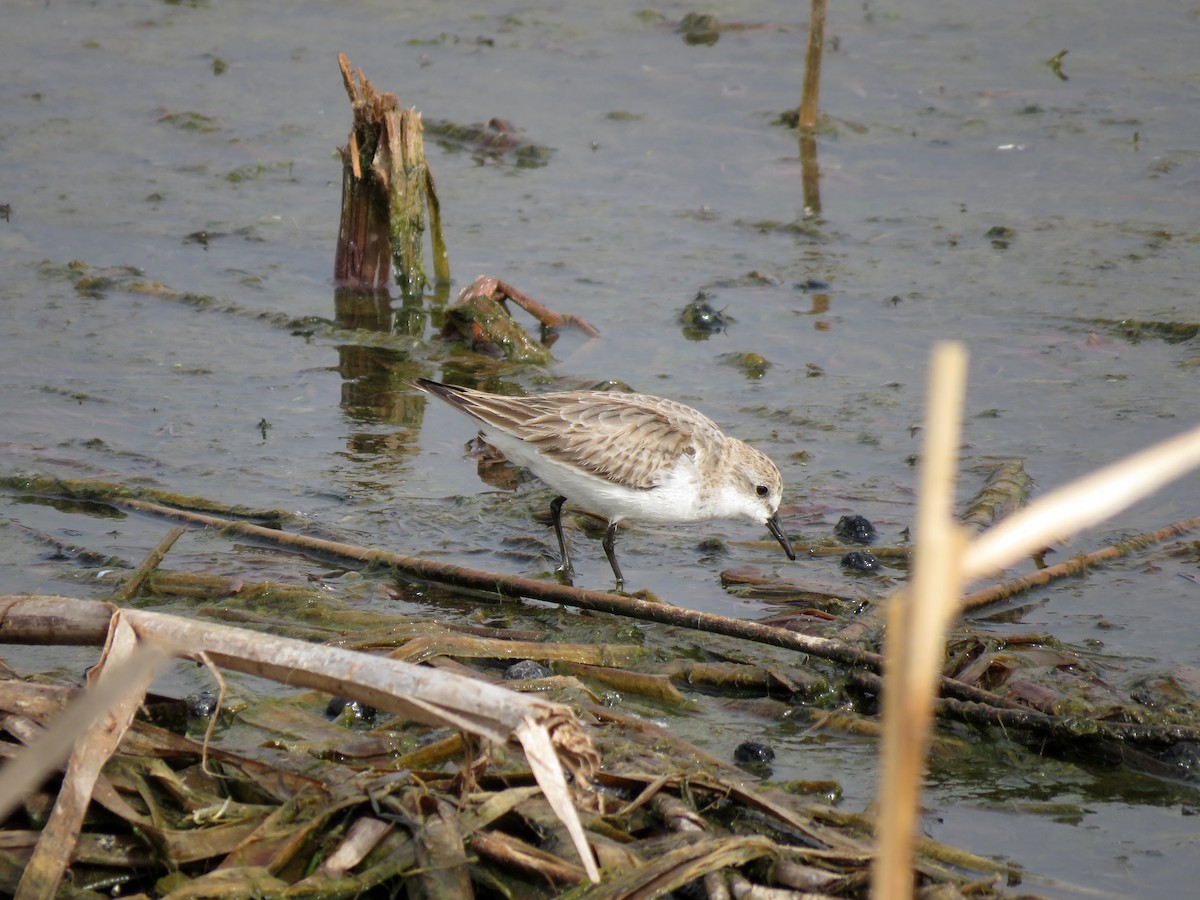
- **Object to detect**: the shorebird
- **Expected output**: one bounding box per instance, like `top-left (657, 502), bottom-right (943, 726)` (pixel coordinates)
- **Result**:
top-left (414, 378), bottom-right (796, 588)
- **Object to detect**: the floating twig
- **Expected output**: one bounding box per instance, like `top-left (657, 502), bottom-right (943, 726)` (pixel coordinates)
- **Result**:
top-left (962, 514), bottom-right (1200, 611)
top-left (107, 525), bottom-right (187, 603)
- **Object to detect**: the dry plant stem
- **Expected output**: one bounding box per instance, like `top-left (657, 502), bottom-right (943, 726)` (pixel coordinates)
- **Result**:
top-left (800, 0), bottom-right (827, 130)
top-left (961, 420), bottom-right (1200, 583)
top-left (497, 277), bottom-right (601, 337)
top-left (107, 525), bottom-right (186, 603)
top-left (962, 514), bottom-right (1200, 611)
top-left (470, 829), bottom-right (587, 887)
top-left (14, 618), bottom-right (167, 900)
top-left (0, 644), bottom-right (167, 825)
top-left (196, 650), bottom-right (228, 778)
top-left (848, 668), bottom-right (1200, 747)
top-left (470, 275), bottom-right (600, 337)
top-left (800, 134), bottom-right (822, 217)
top-left (873, 342), bottom-right (968, 900)
top-left (586, 834), bottom-right (778, 900)
top-left (959, 460), bottom-right (1031, 535)
top-left (0, 596), bottom-right (601, 883)
top-left (319, 816), bottom-right (393, 876)
top-left (3, 489), bottom-right (1022, 711)
top-left (798, 0), bottom-right (826, 213)
top-left (53, 492), bottom-right (886, 667)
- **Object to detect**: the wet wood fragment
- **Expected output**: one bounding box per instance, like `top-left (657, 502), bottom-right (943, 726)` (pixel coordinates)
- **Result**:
top-left (962, 513), bottom-right (1200, 611)
top-left (423, 117), bottom-right (553, 168)
top-left (334, 53), bottom-right (448, 296)
top-left (10, 450), bottom-right (1200, 895)
top-left (558, 662), bottom-right (686, 704)
top-left (441, 275), bottom-right (599, 363)
top-left (318, 816), bottom-right (392, 876)
top-left (959, 459), bottom-right (1032, 535)
top-left (393, 790), bottom-right (474, 897)
top-left (471, 829), bottom-right (588, 886)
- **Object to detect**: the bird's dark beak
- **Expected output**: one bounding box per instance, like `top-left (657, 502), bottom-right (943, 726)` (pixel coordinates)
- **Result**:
top-left (766, 513), bottom-right (796, 561)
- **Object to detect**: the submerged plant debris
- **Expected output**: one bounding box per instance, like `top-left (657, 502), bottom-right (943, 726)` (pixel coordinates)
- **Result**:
top-left (5, 465), bottom-right (1200, 896)
top-left (423, 117), bottom-right (553, 168)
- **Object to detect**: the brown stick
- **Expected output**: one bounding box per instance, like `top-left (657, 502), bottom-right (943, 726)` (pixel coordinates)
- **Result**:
top-left (798, 0), bottom-right (826, 213)
top-left (799, 0), bottom-right (827, 131)
top-left (27, 481), bottom-right (1197, 727)
top-left (39, 489), bottom-right (1028, 714)
top-left (111, 494), bottom-right (878, 665)
top-left (492, 278), bottom-right (601, 338)
top-left (848, 668), bottom-right (1200, 748)
top-left (800, 134), bottom-right (821, 216)
top-left (107, 526), bottom-right (186, 603)
top-left (470, 830), bottom-right (587, 886)
top-left (460, 275), bottom-right (600, 338)
top-left (961, 514), bottom-right (1200, 611)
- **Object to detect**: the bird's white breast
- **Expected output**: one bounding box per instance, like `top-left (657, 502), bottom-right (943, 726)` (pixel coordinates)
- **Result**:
top-left (480, 425), bottom-right (714, 524)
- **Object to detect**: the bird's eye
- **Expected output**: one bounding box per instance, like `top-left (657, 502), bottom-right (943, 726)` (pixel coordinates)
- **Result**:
top-left (755, 485), bottom-right (769, 497)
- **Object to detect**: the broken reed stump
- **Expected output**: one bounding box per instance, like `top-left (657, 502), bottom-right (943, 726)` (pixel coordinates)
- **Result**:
top-left (334, 53), bottom-right (449, 298)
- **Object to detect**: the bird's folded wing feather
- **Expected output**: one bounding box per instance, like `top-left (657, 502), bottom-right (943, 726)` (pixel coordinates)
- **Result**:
top-left (466, 393), bottom-right (720, 490)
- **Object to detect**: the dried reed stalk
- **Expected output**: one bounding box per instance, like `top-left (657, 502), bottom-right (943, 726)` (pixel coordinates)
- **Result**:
top-left (872, 343), bottom-right (968, 899)
top-left (0, 597), bottom-right (601, 883)
top-left (872, 343), bottom-right (1200, 897)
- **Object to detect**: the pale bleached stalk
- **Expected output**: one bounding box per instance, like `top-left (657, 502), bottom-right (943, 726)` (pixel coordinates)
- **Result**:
top-left (0, 642), bottom-right (168, 825)
top-left (123, 606), bottom-right (601, 883)
top-left (963, 421), bottom-right (1200, 582)
top-left (872, 342), bottom-right (969, 899)
top-left (0, 597), bottom-right (601, 883)
top-left (871, 347), bottom-right (1200, 900)
top-left (14, 617), bottom-right (166, 900)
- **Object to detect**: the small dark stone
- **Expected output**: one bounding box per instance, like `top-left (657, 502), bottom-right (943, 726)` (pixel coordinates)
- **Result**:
top-left (733, 741), bottom-right (775, 765)
top-left (326, 696), bottom-right (378, 722)
top-left (842, 550), bottom-right (882, 573)
top-left (326, 696), bottom-right (349, 717)
top-left (186, 690), bottom-right (219, 718)
top-left (505, 659), bottom-right (552, 680)
top-left (600, 690), bottom-right (622, 708)
top-left (679, 292), bottom-right (731, 338)
top-left (1158, 741), bottom-right (1200, 777)
top-left (677, 12), bottom-right (720, 45)
top-left (795, 278), bottom-right (830, 291)
top-left (834, 515), bottom-right (877, 544)
top-left (985, 225), bottom-right (1016, 249)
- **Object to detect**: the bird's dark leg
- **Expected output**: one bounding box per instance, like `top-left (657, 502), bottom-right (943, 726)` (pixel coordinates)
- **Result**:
top-left (602, 521), bottom-right (624, 590)
top-left (550, 496), bottom-right (573, 581)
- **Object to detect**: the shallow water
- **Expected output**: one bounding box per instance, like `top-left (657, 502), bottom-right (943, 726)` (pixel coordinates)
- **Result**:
top-left (3, 0), bottom-right (1200, 895)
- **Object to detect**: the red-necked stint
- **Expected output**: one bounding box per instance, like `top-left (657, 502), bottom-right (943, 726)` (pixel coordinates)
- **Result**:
top-left (414, 378), bottom-right (796, 588)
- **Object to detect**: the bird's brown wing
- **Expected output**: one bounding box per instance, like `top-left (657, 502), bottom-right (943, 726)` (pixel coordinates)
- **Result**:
top-left (418, 381), bottom-right (720, 490)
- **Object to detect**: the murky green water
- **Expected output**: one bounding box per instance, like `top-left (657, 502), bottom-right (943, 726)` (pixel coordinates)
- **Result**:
top-left (3, 1), bottom-right (1199, 895)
